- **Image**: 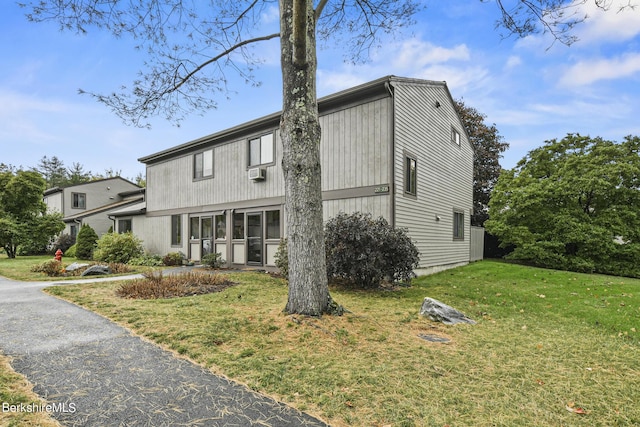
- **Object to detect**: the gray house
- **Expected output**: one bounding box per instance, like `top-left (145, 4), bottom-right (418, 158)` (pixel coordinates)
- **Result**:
top-left (43, 177), bottom-right (144, 238)
top-left (124, 76), bottom-right (474, 274)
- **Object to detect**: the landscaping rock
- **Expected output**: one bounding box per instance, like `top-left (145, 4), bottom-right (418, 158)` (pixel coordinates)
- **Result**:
top-left (65, 262), bottom-right (90, 272)
top-left (420, 297), bottom-right (476, 325)
top-left (81, 265), bottom-right (112, 276)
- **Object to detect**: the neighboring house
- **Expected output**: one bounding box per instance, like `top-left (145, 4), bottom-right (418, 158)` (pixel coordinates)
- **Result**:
top-left (127, 76), bottom-right (474, 274)
top-left (43, 177), bottom-right (144, 238)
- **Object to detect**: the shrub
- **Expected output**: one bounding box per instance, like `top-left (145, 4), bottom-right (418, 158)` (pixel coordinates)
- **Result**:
top-left (31, 259), bottom-right (64, 277)
top-left (274, 239), bottom-right (289, 279)
top-left (163, 252), bottom-right (184, 266)
top-left (117, 271), bottom-right (234, 299)
top-left (76, 224), bottom-right (99, 260)
top-left (325, 212), bottom-right (419, 289)
top-left (129, 253), bottom-right (164, 266)
top-left (65, 243), bottom-right (77, 258)
top-left (93, 232), bottom-right (144, 264)
top-left (202, 252), bottom-right (225, 269)
top-left (52, 233), bottom-right (76, 254)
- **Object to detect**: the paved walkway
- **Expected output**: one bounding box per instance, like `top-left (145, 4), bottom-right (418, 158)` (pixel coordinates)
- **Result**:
top-left (0, 275), bottom-right (329, 426)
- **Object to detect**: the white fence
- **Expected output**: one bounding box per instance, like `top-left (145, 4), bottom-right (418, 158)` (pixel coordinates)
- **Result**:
top-left (470, 226), bottom-right (484, 262)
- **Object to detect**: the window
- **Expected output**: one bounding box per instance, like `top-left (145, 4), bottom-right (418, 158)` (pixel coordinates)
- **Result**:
top-left (404, 155), bottom-right (417, 196)
top-left (190, 217), bottom-right (200, 240)
top-left (194, 149), bottom-right (214, 179)
top-left (248, 133), bottom-right (274, 167)
top-left (118, 219), bottom-right (132, 233)
top-left (72, 192), bottom-right (86, 209)
top-left (171, 214), bottom-right (182, 246)
top-left (233, 213), bottom-right (245, 239)
top-left (201, 217), bottom-right (213, 240)
top-left (215, 214), bottom-right (226, 239)
top-left (453, 210), bottom-right (465, 240)
top-left (451, 128), bottom-right (461, 146)
top-left (266, 210), bottom-right (280, 239)
top-left (70, 225), bottom-right (78, 238)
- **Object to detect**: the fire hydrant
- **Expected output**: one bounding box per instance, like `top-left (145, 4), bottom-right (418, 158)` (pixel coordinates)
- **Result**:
top-left (54, 249), bottom-right (63, 262)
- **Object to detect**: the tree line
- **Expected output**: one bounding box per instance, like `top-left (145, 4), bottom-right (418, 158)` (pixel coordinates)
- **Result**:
top-left (34, 155), bottom-right (145, 188)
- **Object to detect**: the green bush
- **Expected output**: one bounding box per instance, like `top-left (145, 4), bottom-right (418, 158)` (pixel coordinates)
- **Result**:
top-left (129, 253), bottom-right (164, 266)
top-left (65, 244), bottom-right (77, 258)
top-left (202, 252), bottom-right (225, 269)
top-left (93, 232), bottom-right (144, 264)
top-left (163, 252), bottom-right (184, 266)
top-left (274, 239), bottom-right (289, 279)
top-left (76, 224), bottom-right (99, 260)
top-left (325, 212), bottom-right (420, 288)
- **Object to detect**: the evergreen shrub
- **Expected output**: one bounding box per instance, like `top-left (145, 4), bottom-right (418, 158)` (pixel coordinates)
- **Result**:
top-left (76, 224), bottom-right (99, 260)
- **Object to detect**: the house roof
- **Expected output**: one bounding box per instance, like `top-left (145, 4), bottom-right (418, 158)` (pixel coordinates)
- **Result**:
top-left (138, 76), bottom-right (450, 164)
top-left (44, 176), bottom-right (141, 196)
top-left (62, 196), bottom-right (144, 222)
top-left (108, 200), bottom-right (147, 217)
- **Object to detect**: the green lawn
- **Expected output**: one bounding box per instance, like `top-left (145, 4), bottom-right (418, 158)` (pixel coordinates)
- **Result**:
top-left (0, 254), bottom-right (144, 281)
top-left (40, 261), bottom-right (640, 426)
top-left (2, 258), bottom-right (639, 426)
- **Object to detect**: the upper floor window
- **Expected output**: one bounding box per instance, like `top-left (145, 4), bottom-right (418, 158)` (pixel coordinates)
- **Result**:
top-left (404, 155), bottom-right (417, 197)
top-left (72, 192), bottom-right (86, 209)
top-left (451, 128), bottom-right (461, 146)
top-left (194, 149), bottom-right (214, 179)
top-left (249, 133), bottom-right (274, 167)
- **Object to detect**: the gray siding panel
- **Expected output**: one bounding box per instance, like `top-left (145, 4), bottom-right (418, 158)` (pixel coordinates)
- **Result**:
top-left (319, 98), bottom-right (391, 192)
top-left (392, 82), bottom-right (473, 268)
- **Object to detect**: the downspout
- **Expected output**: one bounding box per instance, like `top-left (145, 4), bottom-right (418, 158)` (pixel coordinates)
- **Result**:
top-left (385, 79), bottom-right (396, 228)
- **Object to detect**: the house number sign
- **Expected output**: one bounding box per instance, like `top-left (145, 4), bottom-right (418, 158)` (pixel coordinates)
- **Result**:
top-left (374, 185), bottom-right (390, 194)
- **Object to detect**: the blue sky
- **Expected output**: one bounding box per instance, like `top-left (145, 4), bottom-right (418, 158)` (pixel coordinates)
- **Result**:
top-left (1, 1), bottom-right (639, 182)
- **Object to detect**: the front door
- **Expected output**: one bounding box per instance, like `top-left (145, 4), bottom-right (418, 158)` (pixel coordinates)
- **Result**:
top-left (247, 213), bottom-right (262, 265)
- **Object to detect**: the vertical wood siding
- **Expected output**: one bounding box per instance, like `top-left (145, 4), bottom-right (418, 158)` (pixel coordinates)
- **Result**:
top-left (146, 97), bottom-right (392, 213)
top-left (323, 195), bottom-right (391, 222)
top-left (319, 98), bottom-right (391, 191)
top-left (392, 83), bottom-right (474, 268)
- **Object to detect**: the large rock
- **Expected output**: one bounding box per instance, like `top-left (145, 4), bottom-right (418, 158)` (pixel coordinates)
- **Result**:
top-left (420, 297), bottom-right (476, 325)
top-left (65, 262), bottom-right (90, 272)
top-left (81, 265), bottom-right (112, 276)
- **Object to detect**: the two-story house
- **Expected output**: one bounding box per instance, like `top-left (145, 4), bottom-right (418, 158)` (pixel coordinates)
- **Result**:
top-left (120, 76), bottom-right (474, 274)
top-left (43, 177), bottom-right (143, 238)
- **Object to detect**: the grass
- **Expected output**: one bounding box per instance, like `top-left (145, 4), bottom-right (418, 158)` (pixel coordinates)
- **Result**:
top-left (0, 254), bottom-right (145, 281)
top-left (0, 354), bottom-right (62, 427)
top-left (36, 260), bottom-right (639, 426)
top-left (1, 257), bottom-right (639, 425)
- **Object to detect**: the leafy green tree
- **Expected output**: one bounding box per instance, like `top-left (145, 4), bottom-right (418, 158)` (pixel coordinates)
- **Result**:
top-left (0, 169), bottom-right (65, 258)
top-left (75, 224), bottom-right (99, 260)
top-left (21, 0), bottom-right (629, 314)
top-left (485, 134), bottom-right (640, 277)
top-left (454, 100), bottom-right (508, 226)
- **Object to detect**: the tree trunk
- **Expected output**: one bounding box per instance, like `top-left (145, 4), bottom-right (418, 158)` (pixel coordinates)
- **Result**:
top-left (279, 0), bottom-right (333, 315)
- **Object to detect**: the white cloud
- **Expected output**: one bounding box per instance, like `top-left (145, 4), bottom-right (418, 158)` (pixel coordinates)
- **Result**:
top-left (505, 55), bottom-right (522, 69)
top-left (574, 0), bottom-right (640, 44)
top-left (318, 38), bottom-right (483, 95)
top-left (559, 52), bottom-right (640, 86)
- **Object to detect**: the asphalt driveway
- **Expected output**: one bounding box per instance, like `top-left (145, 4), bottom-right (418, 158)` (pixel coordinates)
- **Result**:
top-left (0, 275), bottom-right (329, 426)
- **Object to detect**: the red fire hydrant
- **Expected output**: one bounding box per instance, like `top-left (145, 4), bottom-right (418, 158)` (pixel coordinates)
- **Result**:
top-left (54, 249), bottom-right (63, 262)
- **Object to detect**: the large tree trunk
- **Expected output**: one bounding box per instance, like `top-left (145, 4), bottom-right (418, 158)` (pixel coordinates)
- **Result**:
top-left (279, 0), bottom-right (333, 315)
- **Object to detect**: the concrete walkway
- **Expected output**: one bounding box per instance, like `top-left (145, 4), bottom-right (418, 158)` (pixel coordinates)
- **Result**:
top-left (0, 275), bottom-right (329, 426)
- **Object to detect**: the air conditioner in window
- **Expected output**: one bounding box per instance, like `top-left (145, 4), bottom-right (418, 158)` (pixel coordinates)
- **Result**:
top-left (248, 167), bottom-right (266, 181)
